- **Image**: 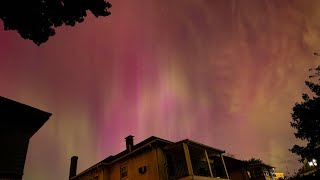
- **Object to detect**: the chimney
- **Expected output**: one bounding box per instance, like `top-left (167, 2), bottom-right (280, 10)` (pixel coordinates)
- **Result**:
top-left (69, 156), bottom-right (78, 179)
top-left (125, 135), bottom-right (134, 152)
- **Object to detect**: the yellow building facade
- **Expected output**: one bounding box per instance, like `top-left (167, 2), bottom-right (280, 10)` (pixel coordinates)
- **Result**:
top-left (70, 136), bottom-right (231, 180)
top-left (275, 173), bottom-right (284, 179)
top-left (69, 136), bottom-right (277, 180)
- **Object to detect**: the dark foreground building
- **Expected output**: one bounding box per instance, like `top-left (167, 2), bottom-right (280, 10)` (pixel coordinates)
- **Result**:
top-left (0, 96), bottom-right (51, 180)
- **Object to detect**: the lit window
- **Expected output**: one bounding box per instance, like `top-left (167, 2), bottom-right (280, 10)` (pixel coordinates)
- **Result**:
top-left (120, 164), bottom-right (128, 179)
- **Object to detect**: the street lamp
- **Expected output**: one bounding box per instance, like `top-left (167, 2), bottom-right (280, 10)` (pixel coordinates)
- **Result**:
top-left (308, 159), bottom-right (317, 167)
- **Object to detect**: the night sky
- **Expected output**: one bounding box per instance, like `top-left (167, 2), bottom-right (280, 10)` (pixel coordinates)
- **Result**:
top-left (1, 0), bottom-right (320, 179)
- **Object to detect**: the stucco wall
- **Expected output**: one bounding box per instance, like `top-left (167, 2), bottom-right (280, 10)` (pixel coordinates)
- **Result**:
top-left (78, 169), bottom-right (104, 180)
top-left (155, 147), bottom-right (169, 180)
top-left (107, 148), bottom-right (159, 180)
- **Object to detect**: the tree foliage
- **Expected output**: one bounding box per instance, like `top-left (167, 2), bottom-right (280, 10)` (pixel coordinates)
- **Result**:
top-left (290, 67), bottom-right (320, 163)
top-left (245, 158), bottom-right (264, 165)
top-left (0, 0), bottom-right (112, 45)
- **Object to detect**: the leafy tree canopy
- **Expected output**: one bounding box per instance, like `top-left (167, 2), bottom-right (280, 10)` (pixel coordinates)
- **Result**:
top-left (0, 0), bottom-right (112, 45)
top-left (290, 67), bottom-right (320, 163)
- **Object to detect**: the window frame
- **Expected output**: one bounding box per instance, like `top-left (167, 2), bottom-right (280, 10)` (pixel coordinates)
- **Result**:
top-left (120, 164), bottom-right (128, 179)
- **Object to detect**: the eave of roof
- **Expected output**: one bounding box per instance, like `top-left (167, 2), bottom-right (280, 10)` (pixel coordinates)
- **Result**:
top-left (223, 156), bottom-right (247, 170)
top-left (0, 96), bottom-right (52, 177)
top-left (165, 139), bottom-right (225, 154)
top-left (0, 96), bottom-right (52, 137)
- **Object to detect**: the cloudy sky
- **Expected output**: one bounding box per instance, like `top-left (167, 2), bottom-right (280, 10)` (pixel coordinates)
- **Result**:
top-left (1, 0), bottom-right (320, 179)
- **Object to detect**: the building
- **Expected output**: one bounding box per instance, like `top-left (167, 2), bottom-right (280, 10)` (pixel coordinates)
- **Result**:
top-left (223, 156), bottom-right (278, 180)
top-left (275, 173), bottom-right (284, 179)
top-left (246, 163), bottom-right (276, 180)
top-left (223, 156), bottom-right (250, 180)
top-left (69, 135), bottom-right (231, 180)
top-left (69, 135), bottom-right (279, 180)
top-left (296, 159), bottom-right (318, 178)
top-left (0, 96), bottom-right (52, 180)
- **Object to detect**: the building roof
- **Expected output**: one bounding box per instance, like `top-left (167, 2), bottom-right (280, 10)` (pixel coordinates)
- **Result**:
top-left (0, 96), bottom-right (52, 179)
top-left (246, 162), bottom-right (275, 169)
top-left (71, 136), bottom-right (173, 179)
top-left (165, 139), bottom-right (225, 154)
top-left (0, 96), bottom-right (52, 137)
top-left (71, 136), bottom-right (227, 179)
top-left (223, 156), bottom-right (247, 171)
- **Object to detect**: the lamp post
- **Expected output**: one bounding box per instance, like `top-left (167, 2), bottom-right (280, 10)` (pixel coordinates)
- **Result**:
top-left (308, 159), bottom-right (317, 167)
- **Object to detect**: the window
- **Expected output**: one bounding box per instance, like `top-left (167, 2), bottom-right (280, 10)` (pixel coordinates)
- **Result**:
top-left (249, 168), bottom-right (263, 179)
top-left (120, 164), bottom-right (128, 179)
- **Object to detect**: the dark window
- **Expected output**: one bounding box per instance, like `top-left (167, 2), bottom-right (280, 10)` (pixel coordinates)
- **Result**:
top-left (166, 154), bottom-right (175, 176)
top-left (248, 167), bottom-right (263, 179)
top-left (120, 164), bottom-right (128, 179)
top-left (207, 154), bottom-right (227, 179)
top-left (165, 144), bottom-right (189, 179)
top-left (188, 145), bottom-right (211, 177)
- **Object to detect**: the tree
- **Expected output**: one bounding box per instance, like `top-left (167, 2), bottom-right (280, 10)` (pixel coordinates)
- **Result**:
top-left (0, 0), bottom-right (112, 45)
top-left (290, 66), bottom-right (320, 164)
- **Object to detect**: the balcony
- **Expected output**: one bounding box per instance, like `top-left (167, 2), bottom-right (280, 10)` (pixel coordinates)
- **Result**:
top-left (164, 140), bottom-right (230, 180)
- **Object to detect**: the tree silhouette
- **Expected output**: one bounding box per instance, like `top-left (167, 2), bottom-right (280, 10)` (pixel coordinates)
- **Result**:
top-left (290, 67), bottom-right (320, 163)
top-left (0, 0), bottom-right (112, 45)
top-left (245, 158), bottom-right (264, 165)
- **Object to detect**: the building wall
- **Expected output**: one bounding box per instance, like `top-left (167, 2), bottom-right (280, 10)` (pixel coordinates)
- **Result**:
top-left (103, 167), bottom-right (110, 180)
top-left (275, 173), bottom-right (284, 179)
top-left (0, 130), bottom-right (30, 179)
top-left (78, 168), bottom-right (104, 180)
top-left (228, 168), bottom-right (249, 180)
top-left (156, 148), bottom-right (169, 180)
top-left (178, 176), bottom-right (229, 180)
top-left (252, 176), bottom-right (274, 180)
top-left (107, 148), bottom-right (160, 180)
top-left (264, 176), bottom-right (275, 180)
